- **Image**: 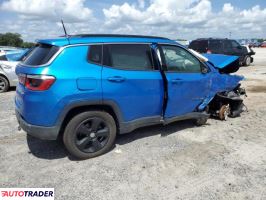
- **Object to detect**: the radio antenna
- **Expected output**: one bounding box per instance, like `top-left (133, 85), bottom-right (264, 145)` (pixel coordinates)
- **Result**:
top-left (61, 19), bottom-right (68, 37)
top-left (61, 19), bottom-right (70, 44)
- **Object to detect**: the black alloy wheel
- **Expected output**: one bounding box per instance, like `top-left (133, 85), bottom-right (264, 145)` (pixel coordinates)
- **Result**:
top-left (75, 117), bottom-right (109, 153)
top-left (63, 111), bottom-right (116, 159)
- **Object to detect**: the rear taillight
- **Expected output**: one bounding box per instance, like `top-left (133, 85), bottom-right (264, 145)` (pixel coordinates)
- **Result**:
top-left (18, 74), bottom-right (55, 91)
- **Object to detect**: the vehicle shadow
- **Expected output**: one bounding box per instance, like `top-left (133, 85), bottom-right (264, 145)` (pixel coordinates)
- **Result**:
top-left (116, 120), bottom-right (200, 145)
top-left (8, 87), bottom-right (16, 92)
top-left (26, 120), bottom-right (207, 160)
top-left (26, 134), bottom-right (68, 160)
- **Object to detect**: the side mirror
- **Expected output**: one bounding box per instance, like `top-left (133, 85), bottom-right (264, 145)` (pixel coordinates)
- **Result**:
top-left (201, 65), bottom-right (209, 74)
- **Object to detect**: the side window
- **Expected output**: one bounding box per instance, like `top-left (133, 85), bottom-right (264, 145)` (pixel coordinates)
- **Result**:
top-left (231, 40), bottom-right (240, 48)
top-left (88, 45), bottom-right (102, 65)
top-left (209, 40), bottom-right (222, 51)
top-left (103, 44), bottom-right (153, 70)
top-left (189, 40), bottom-right (208, 53)
top-left (161, 45), bottom-right (202, 73)
top-left (224, 40), bottom-right (232, 49)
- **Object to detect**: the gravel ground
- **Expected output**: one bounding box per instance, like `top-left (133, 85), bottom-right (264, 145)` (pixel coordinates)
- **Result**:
top-left (0, 49), bottom-right (266, 200)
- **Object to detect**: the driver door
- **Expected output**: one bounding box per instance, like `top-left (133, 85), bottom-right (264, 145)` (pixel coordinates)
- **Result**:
top-left (160, 45), bottom-right (211, 118)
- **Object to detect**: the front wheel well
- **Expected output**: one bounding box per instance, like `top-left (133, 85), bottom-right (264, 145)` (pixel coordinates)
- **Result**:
top-left (0, 74), bottom-right (10, 92)
top-left (0, 74), bottom-right (10, 85)
top-left (58, 104), bottom-right (120, 139)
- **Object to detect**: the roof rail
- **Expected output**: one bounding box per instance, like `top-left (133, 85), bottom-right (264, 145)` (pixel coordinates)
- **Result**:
top-left (69, 34), bottom-right (169, 40)
top-left (194, 37), bottom-right (231, 40)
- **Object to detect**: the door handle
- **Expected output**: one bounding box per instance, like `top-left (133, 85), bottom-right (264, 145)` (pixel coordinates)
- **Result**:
top-left (171, 79), bottom-right (182, 84)
top-left (107, 76), bottom-right (126, 83)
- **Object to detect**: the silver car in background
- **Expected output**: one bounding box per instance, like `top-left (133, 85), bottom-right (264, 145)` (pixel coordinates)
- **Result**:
top-left (0, 49), bottom-right (29, 92)
top-left (0, 46), bottom-right (23, 53)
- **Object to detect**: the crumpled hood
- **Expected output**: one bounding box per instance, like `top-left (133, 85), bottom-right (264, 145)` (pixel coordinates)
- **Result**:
top-left (188, 49), bottom-right (240, 74)
top-left (202, 53), bottom-right (240, 73)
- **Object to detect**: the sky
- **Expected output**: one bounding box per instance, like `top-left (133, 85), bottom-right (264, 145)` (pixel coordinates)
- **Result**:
top-left (0, 0), bottom-right (266, 42)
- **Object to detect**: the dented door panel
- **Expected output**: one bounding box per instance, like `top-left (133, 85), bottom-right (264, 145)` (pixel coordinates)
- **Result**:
top-left (159, 44), bottom-right (212, 118)
top-left (165, 72), bottom-right (211, 117)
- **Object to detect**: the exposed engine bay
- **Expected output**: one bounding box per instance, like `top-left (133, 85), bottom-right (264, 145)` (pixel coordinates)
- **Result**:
top-left (208, 84), bottom-right (247, 120)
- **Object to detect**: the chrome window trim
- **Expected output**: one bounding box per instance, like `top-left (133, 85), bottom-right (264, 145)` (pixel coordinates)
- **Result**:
top-left (19, 42), bottom-right (160, 68)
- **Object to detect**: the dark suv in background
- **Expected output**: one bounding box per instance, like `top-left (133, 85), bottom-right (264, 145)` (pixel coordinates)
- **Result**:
top-left (188, 38), bottom-right (255, 66)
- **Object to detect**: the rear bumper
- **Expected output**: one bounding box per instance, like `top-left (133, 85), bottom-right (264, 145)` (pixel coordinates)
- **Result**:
top-left (248, 51), bottom-right (255, 56)
top-left (15, 110), bottom-right (59, 140)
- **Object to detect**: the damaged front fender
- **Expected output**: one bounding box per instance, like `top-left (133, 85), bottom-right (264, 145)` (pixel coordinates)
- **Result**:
top-left (194, 53), bottom-right (246, 119)
top-left (205, 61), bottom-right (245, 119)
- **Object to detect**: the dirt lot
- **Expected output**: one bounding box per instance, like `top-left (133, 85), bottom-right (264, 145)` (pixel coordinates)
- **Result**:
top-left (0, 49), bottom-right (266, 200)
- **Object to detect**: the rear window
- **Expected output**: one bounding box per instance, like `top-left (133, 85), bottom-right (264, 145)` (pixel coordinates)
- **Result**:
top-left (18, 48), bottom-right (33, 62)
top-left (22, 44), bottom-right (59, 66)
top-left (188, 40), bottom-right (208, 53)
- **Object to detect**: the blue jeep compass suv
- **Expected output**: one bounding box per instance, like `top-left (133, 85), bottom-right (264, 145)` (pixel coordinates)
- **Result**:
top-left (15, 34), bottom-right (245, 159)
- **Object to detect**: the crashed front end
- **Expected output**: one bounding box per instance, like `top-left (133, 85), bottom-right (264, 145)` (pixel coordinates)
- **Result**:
top-left (196, 52), bottom-right (247, 120)
top-left (208, 84), bottom-right (246, 120)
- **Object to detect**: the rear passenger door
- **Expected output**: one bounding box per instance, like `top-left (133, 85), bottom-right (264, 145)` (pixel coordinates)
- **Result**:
top-left (101, 44), bottom-right (164, 122)
top-left (160, 45), bottom-right (211, 118)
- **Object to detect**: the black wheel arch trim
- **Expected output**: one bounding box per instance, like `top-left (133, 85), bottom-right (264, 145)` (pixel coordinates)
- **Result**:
top-left (56, 100), bottom-right (124, 133)
top-left (56, 100), bottom-right (211, 136)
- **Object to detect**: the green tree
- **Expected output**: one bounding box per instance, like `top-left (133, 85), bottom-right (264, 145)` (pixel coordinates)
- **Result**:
top-left (0, 32), bottom-right (23, 47)
top-left (21, 42), bottom-right (36, 48)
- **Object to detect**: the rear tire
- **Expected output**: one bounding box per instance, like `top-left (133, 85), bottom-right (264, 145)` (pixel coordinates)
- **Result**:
top-left (63, 111), bottom-right (116, 159)
top-left (0, 76), bottom-right (9, 93)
